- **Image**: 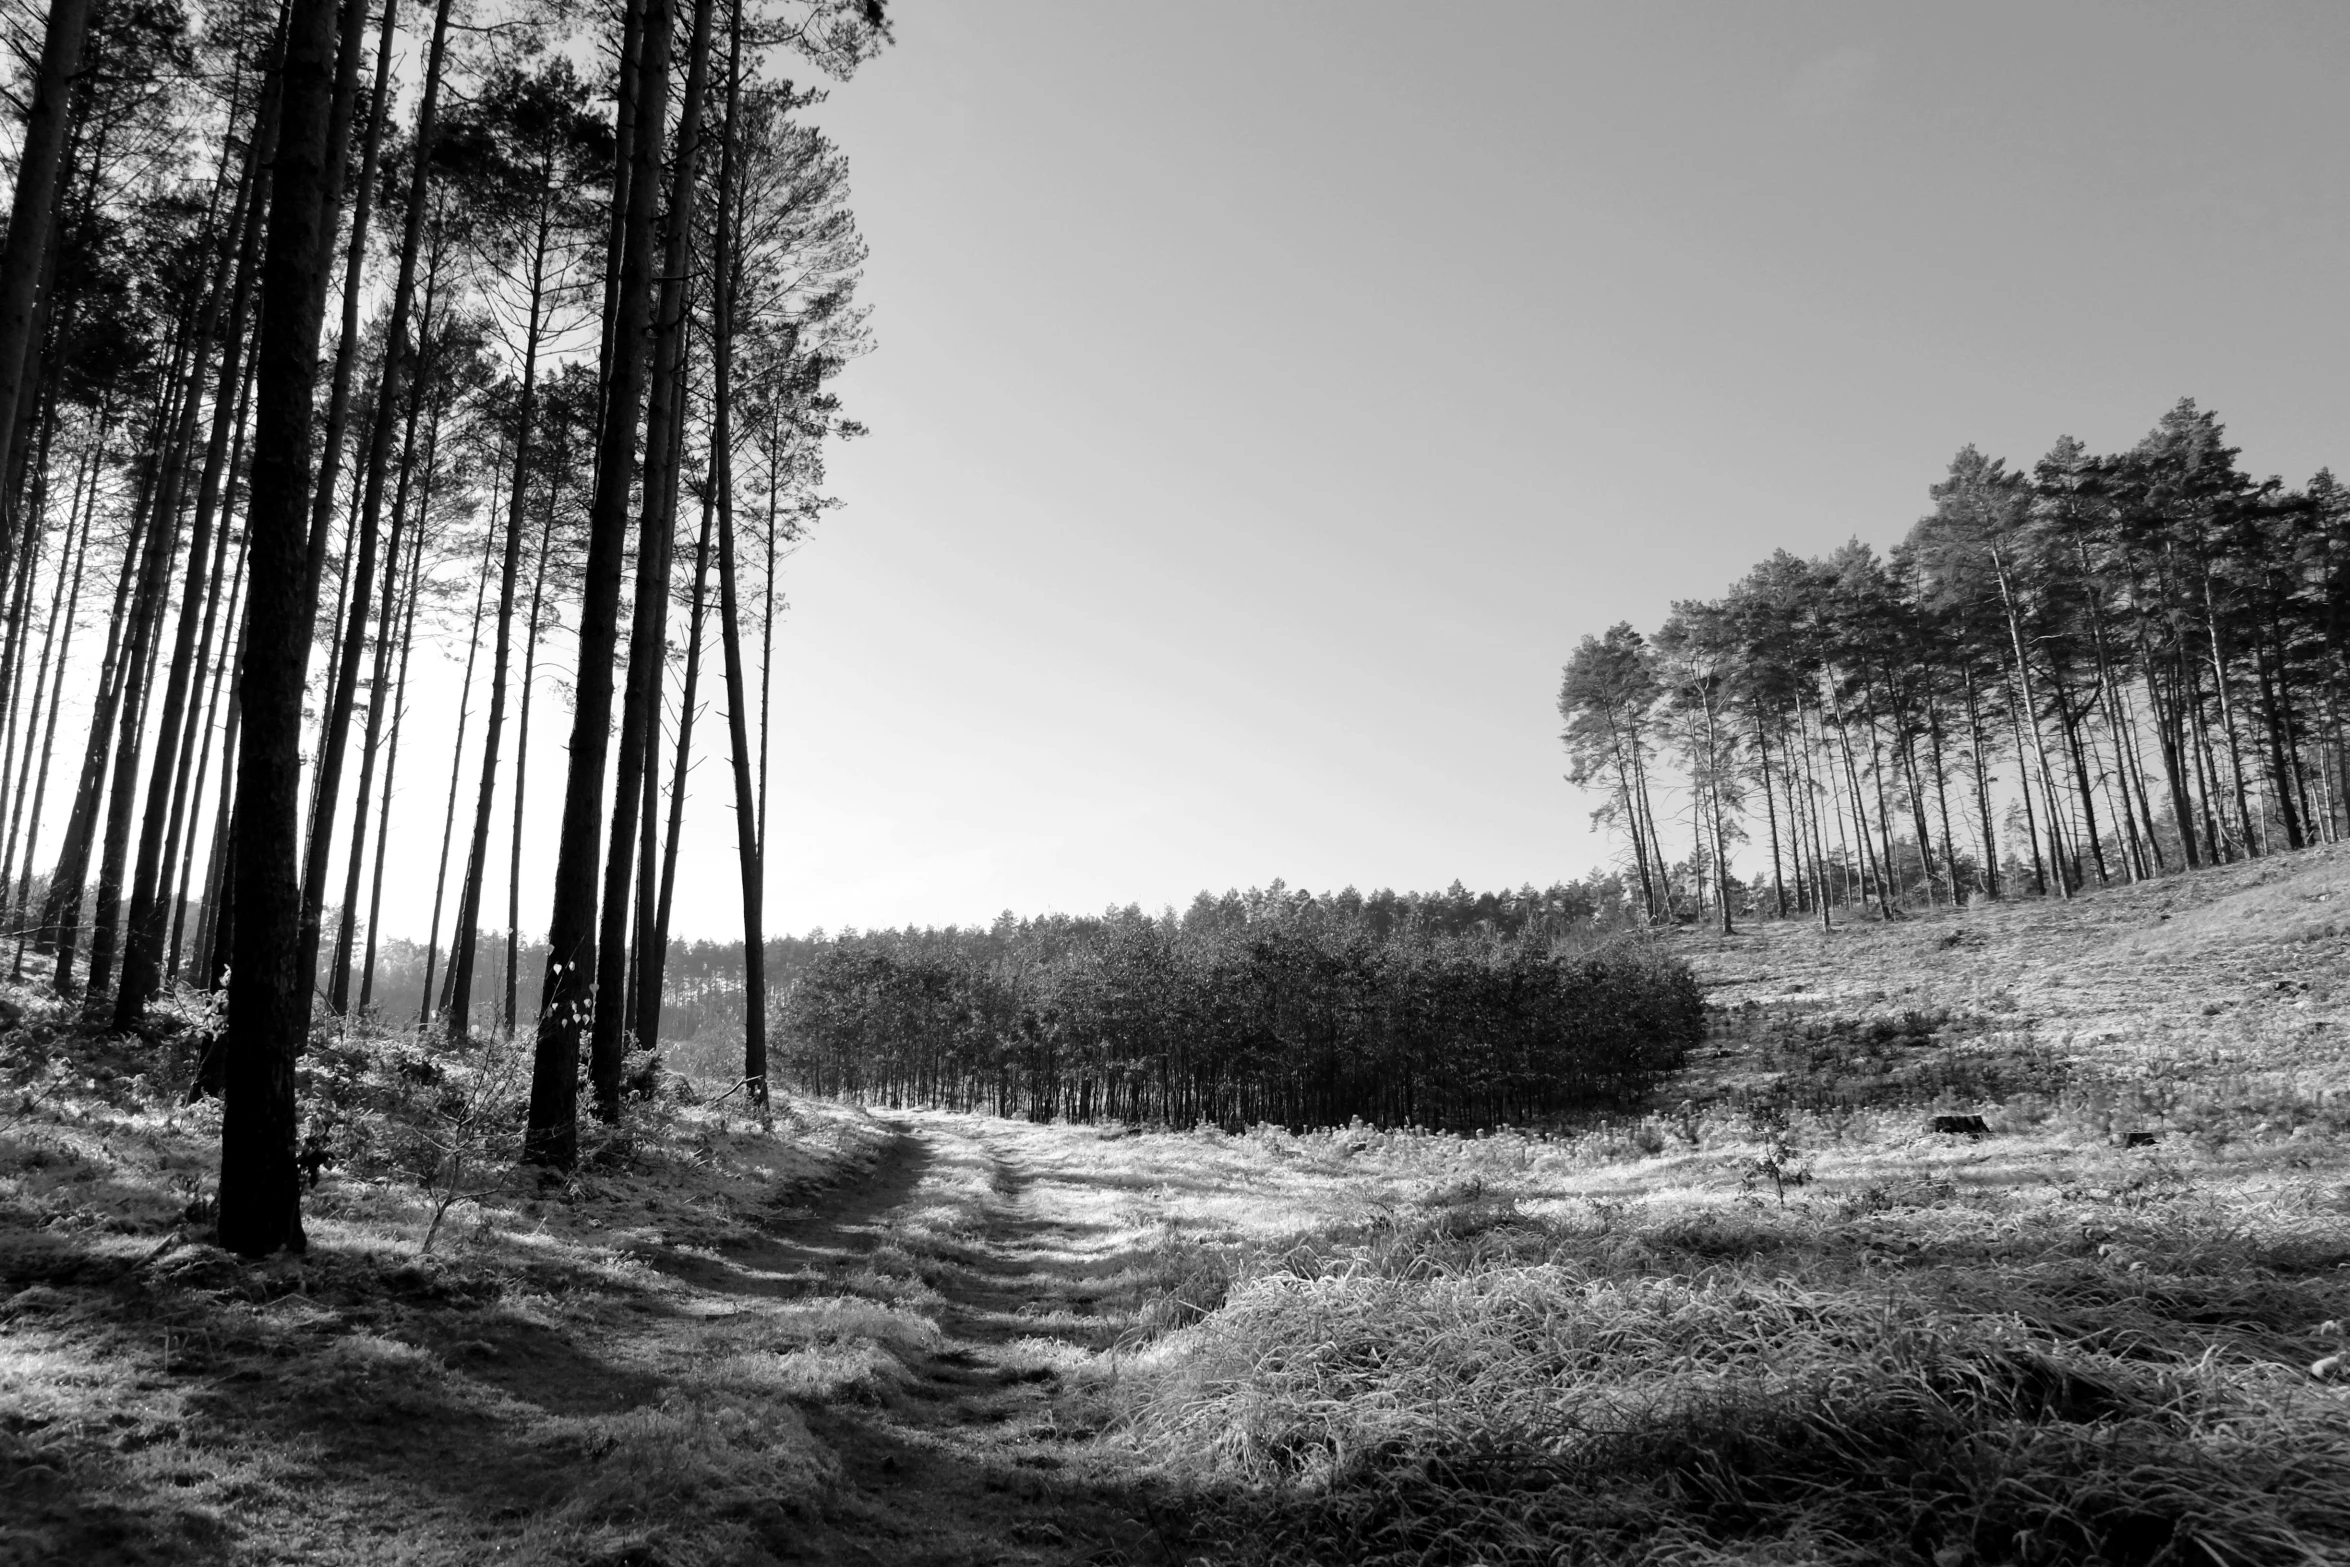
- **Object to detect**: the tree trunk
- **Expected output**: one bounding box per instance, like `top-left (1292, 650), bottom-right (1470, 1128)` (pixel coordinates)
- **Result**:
top-left (1958, 663), bottom-right (1998, 896)
top-left (1608, 727), bottom-right (1655, 919)
top-left (629, 351), bottom-right (693, 1059)
top-left (1991, 549), bottom-right (2067, 897)
top-left (759, 402), bottom-right (780, 867)
top-left (192, 676), bottom-right (243, 990)
top-left (1, 421), bottom-right (96, 920)
top-left (118, 171), bottom-right (272, 1023)
top-left (530, 0), bottom-right (678, 1169)
top-left (1698, 690), bottom-right (1733, 934)
top-left (1752, 716), bottom-right (1785, 917)
top-left (1824, 678), bottom-right (1891, 919)
top-left (642, 450), bottom-right (717, 1057)
top-left (711, 0), bottom-right (766, 1100)
top-left (329, 248), bottom-right (444, 1013)
top-left (303, 0), bottom-right (399, 611)
top-left (358, 516), bottom-right (427, 1011)
top-left (2252, 629), bottom-right (2306, 851)
top-left (0, 400), bottom-right (58, 870)
top-left (297, 0), bottom-right (453, 1004)
top-left (585, 0), bottom-right (719, 1118)
top-left (171, 520), bottom-right (250, 979)
top-left (81, 459), bottom-right (191, 998)
top-left (2200, 567), bottom-right (2258, 855)
top-left (76, 183), bottom-right (250, 995)
top-left (418, 514), bottom-right (496, 1026)
top-left (2115, 673), bottom-right (2166, 872)
top-left (2049, 678), bottom-right (2110, 885)
top-left (220, 0), bottom-right (346, 1261)
top-left (506, 472), bottom-right (559, 1036)
top-left (445, 187), bottom-right (555, 1040)
top-left (2143, 641), bottom-right (2200, 869)
top-left (155, 377), bottom-right (253, 975)
top-left (46, 474), bottom-right (157, 962)
top-left (0, 0), bottom-right (95, 645)
top-left (9, 504), bottom-right (91, 974)
top-left (594, 0), bottom-right (648, 426)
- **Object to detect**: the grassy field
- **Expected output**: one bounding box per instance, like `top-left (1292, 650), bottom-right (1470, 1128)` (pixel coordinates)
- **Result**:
top-left (4, 846), bottom-right (2350, 1564)
top-left (1100, 848), bottom-right (2350, 1564)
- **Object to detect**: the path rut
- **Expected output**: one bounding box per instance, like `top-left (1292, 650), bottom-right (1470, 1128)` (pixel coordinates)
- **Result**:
top-left (692, 1115), bottom-right (1188, 1566)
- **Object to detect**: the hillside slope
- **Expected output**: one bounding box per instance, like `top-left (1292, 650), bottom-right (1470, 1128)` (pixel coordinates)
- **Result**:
top-left (1672, 843), bottom-right (2350, 1115)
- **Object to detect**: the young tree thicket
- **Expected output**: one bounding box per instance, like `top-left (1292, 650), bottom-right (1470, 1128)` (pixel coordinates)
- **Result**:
top-left (0, 0), bottom-right (888, 1252)
top-left (779, 883), bottom-right (1703, 1132)
top-left (1562, 403), bottom-right (2350, 930)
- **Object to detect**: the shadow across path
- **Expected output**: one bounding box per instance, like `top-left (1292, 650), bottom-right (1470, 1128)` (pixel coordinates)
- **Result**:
top-left (656, 1114), bottom-right (1202, 1566)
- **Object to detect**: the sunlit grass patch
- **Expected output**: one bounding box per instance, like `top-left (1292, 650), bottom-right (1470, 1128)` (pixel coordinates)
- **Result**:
top-left (1121, 1236), bottom-right (2350, 1565)
top-left (998, 1333), bottom-right (1096, 1377)
top-left (0, 993), bottom-right (901, 1563)
top-left (678, 1292), bottom-right (947, 1406)
top-left (518, 1389), bottom-right (836, 1563)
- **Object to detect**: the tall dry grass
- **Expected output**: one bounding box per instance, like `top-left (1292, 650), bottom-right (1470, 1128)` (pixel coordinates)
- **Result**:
top-left (1120, 1188), bottom-right (2350, 1565)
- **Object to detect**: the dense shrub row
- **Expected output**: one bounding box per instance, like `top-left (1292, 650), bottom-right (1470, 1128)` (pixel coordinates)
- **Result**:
top-left (775, 893), bottom-right (1703, 1130)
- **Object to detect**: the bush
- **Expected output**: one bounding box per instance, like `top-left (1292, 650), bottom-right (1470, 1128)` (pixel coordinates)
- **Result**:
top-left (296, 1023), bottom-right (531, 1252)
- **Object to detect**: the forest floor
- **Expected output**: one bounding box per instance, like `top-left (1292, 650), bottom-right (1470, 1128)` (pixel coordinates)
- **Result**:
top-left (6, 845), bottom-right (2350, 1564)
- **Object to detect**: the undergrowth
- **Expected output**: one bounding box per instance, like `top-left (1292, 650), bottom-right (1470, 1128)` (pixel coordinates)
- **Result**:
top-left (0, 988), bottom-right (896, 1565)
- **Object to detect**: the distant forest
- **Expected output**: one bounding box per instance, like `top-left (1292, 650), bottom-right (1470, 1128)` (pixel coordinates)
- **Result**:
top-left (355, 879), bottom-right (1642, 1079)
top-left (772, 881), bottom-right (1701, 1130)
top-left (1561, 399), bottom-right (2345, 930)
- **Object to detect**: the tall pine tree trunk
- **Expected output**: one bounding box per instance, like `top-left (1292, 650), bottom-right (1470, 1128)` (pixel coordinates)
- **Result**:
top-left (219, 0), bottom-right (347, 1261)
top-left (506, 477), bottom-right (558, 1035)
top-left (87, 21), bottom-right (287, 1002)
top-left (585, 0), bottom-right (720, 1118)
top-left (629, 355), bottom-right (693, 1060)
top-left (118, 177), bottom-right (271, 1024)
top-left (0, 0), bottom-right (95, 642)
top-left (643, 464), bottom-right (716, 1056)
top-left (1992, 549), bottom-right (2067, 898)
top-left (419, 517), bottom-right (496, 1025)
top-left (710, 0), bottom-right (766, 1099)
top-left (446, 193), bottom-right (555, 1040)
top-left (298, 0), bottom-right (453, 1003)
top-left (0, 402), bottom-right (58, 862)
top-left (358, 517), bottom-right (426, 1011)
top-left (329, 258), bottom-right (443, 1012)
top-left (530, 0), bottom-right (677, 1169)
top-left (2200, 567), bottom-right (2258, 855)
top-left (303, 0), bottom-right (398, 609)
top-left (172, 521), bottom-right (249, 979)
top-left (0, 423), bottom-right (96, 920)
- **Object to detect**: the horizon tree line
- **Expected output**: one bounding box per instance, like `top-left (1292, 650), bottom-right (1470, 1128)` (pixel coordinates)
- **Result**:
top-left (1562, 401), bottom-right (2349, 933)
top-left (0, 0), bottom-right (888, 1252)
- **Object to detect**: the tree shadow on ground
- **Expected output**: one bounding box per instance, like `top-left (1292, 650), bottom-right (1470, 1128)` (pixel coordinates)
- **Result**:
top-left (0, 1120), bottom-right (1231, 1566)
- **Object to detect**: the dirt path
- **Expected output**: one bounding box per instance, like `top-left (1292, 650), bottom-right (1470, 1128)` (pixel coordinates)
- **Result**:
top-left (688, 1115), bottom-right (1188, 1566)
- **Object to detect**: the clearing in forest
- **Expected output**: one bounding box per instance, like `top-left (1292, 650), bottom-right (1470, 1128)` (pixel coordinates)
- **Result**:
top-left (6, 846), bottom-right (2350, 1564)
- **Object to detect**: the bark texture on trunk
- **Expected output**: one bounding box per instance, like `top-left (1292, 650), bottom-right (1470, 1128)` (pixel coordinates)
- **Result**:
top-left (220, 0), bottom-right (347, 1261)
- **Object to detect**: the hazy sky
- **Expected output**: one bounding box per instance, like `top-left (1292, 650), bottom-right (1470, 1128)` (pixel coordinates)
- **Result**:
top-left (369, 2), bottom-right (2350, 943)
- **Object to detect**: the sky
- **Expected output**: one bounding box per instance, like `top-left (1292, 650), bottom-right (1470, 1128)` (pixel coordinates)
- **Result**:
top-left (356, 1), bottom-right (2350, 944)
